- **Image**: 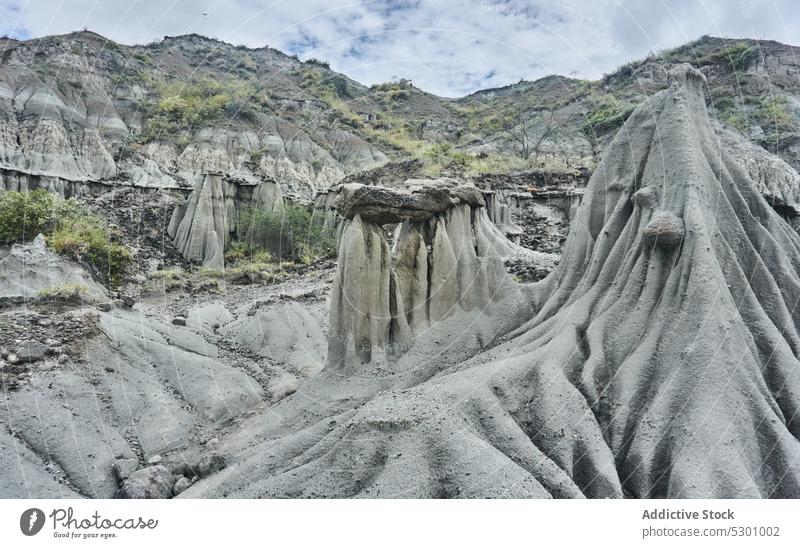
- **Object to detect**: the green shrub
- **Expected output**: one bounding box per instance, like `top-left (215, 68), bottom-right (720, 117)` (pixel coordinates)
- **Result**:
top-left (582, 94), bottom-right (635, 135)
top-left (0, 189), bottom-right (58, 243)
top-left (138, 77), bottom-right (261, 141)
top-left (370, 78), bottom-right (413, 92)
top-left (0, 190), bottom-right (131, 286)
top-left (49, 216), bottom-right (132, 287)
top-left (722, 42), bottom-right (758, 72)
top-left (305, 58), bottom-right (330, 69)
top-left (238, 204), bottom-right (334, 262)
top-left (423, 142), bottom-right (474, 174)
top-left (758, 97), bottom-right (794, 132)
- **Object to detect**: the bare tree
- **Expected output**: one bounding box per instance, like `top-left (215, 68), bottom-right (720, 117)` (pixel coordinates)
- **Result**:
top-left (529, 105), bottom-right (560, 166)
top-left (492, 103), bottom-right (560, 163)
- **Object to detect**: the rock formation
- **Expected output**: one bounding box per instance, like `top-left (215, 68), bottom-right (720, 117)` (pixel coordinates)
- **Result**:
top-left (0, 234), bottom-right (108, 303)
top-left (187, 64), bottom-right (800, 498)
top-left (328, 179), bottom-right (554, 366)
top-left (3, 29), bottom-right (800, 502)
top-left (168, 174), bottom-right (284, 268)
top-left (482, 189), bottom-right (523, 241)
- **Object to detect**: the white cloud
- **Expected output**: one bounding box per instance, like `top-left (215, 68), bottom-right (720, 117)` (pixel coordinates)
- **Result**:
top-left (3, 0), bottom-right (798, 96)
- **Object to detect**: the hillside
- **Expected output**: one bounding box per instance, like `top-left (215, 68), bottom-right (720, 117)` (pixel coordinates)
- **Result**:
top-left (0, 32), bottom-right (798, 201)
top-left (2, 32), bottom-right (800, 500)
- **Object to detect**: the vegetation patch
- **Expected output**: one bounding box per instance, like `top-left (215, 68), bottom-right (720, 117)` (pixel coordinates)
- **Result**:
top-left (581, 93), bottom-right (635, 136)
top-left (135, 77), bottom-right (263, 142)
top-left (237, 204), bottom-right (335, 264)
top-left (35, 283), bottom-right (90, 303)
top-left (0, 190), bottom-right (131, 286)
top-left (0, 189), bottom-right (60, 243)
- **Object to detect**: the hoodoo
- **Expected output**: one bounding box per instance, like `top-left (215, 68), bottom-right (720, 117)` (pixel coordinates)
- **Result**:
top-left (168, 174), bottom-right (284, 268)
top-left (192, 64), bottom-right (800, 498)
top-left (327, 179), bottom-right (551, 367)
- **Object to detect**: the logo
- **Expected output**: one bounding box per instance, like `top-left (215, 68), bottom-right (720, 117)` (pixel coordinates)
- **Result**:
top-left (20, 508), bottom-right (45, 536)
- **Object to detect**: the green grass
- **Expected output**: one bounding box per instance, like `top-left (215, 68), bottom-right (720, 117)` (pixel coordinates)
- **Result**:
top-left (49, 218), bottom-right (131, 287)
top-left (714, 42), bottom-right (759, 72)
top-left (35, 283), bottom-right (89, 302)
top-left (581, 93), bottom-right (635, 136)
top-left (136, 77), bottom-right (262, 142)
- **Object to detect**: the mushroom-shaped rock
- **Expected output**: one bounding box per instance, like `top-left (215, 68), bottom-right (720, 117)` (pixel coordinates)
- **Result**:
top-left (642, 210), bottom-right (685, 249)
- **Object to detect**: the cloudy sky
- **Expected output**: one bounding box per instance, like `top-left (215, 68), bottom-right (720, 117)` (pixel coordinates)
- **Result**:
top-left (1, 0), bottom-right (797, 96)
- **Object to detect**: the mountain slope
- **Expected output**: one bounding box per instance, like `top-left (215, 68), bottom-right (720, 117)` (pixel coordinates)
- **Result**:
top-left (0, 32), bottom-right (798, 203)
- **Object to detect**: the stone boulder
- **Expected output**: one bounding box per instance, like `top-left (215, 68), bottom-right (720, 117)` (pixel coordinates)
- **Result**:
top-left (642, 210), bottom-right (685, 249)
top-left (168, 175), bottom-right (284, 268)
top-left (115, 465), bottom-right (176, 499)
top-left (14, 340), bottom-right (48, 363)
top-left (335, 178), bottom-right (485, 224)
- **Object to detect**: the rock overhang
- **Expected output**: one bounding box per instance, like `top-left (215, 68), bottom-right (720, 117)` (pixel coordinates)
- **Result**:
top-left (335, 178), bottom-right (486, 224)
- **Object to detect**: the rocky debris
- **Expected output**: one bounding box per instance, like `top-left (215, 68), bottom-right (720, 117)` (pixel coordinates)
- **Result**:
top-left (469, 176), bottom-right (583, 258)
top-left (0, 308), bottom-right (100, 391)
top-left (472, 169), bottom-right (591, 192)
top-left (170, 453), bottom-right (225, 481)
top-left (14, 340), bottom-right (48, 363)
top-left (504, 256), bottom-right (558, 283)
top-left (148, 455), bottom-right (163, 465)
top-left (194, 454), bottom-right (225, 478)
top-left (115, 465), bottom-right (176, 499)
top-left (112, 458), bottom-right (139, 481)
top-left (87, 187), bottom-right (189, 279)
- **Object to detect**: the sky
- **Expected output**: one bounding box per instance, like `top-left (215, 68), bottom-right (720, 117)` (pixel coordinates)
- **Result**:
top-left (1, 0), bottom-right (798, 97)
